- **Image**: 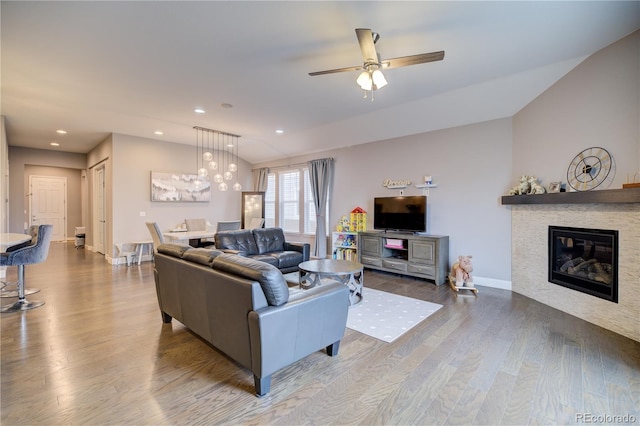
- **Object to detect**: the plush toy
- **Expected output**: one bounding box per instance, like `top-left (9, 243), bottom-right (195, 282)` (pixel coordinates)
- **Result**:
top-left (450, 255), bottom-right (474, 288)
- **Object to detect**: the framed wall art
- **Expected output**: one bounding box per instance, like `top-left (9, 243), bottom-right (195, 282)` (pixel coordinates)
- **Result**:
top-left (150, 171), bottom-right (210, 202)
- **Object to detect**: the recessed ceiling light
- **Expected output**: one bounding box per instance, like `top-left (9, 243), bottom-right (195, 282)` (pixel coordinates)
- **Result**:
top-left (50, 142), bottom-right (60, 146)
top-left (154, 130), bottom-right (164, 135)
top-left (194, 108), bottom-right (205, 114)
top-left (275, 129), bottom-right (284, 134)
top-left (56, 129), bottom-right (67, 134)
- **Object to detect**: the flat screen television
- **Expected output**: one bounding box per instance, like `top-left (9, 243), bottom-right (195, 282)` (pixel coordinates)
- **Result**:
top-left (373, 196), bottom-right (427, 233)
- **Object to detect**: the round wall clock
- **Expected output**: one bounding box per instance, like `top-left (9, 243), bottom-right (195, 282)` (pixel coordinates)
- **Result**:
top-left (566, 147), bottom-right (614, 191)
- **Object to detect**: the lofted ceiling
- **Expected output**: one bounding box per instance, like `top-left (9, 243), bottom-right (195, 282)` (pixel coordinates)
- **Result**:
top-left (1, 1), bottom-right (638, 165)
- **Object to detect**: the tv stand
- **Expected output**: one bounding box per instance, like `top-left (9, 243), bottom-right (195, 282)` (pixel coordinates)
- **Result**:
top-left (358, 231), bottom-right (449, 285)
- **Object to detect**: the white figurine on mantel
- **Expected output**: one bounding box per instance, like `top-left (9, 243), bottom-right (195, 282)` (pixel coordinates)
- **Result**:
top-left (449, 255), bottom-right (478, 295)
top-left (508, 175), bottom-right (546, 195)
top-left (527, 176), bottom-right (546, 194)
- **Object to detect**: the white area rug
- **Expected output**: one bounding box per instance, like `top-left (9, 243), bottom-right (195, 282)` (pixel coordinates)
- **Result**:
top-left (346, 288), bottom-right (442, 343)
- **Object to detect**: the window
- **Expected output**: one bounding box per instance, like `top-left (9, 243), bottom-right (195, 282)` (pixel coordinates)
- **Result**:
top-left (279, 170), bottom-right (300, 233)
top-left (264, 174), bottom-right (276, 228)
top-left (264, 167), bottom-right (328, 235)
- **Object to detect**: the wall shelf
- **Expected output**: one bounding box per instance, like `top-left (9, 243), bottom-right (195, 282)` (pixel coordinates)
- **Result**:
top-left (415, 183), bottom-right (437, 196)
top-left (501, 188), bottom-right (640, 205)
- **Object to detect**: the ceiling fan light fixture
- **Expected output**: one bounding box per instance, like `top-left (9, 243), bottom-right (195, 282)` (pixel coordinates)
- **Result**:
top-left (356, 71), bottom-right (372, 90)
top-left (372, 69), bottom-right (387, 89)
top-left (310, 28), bottom-right (444, 101)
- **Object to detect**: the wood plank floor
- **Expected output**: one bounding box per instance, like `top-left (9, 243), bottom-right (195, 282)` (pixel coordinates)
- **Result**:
top-left (2, 242), bottom-right (639, 425)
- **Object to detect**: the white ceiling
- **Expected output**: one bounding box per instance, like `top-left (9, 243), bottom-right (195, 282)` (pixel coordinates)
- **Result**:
top-left (2, 1), bottom-right (638, 164)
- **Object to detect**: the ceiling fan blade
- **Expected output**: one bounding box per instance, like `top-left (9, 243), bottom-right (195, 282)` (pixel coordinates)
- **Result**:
top-left (382, 51), bottom-right (445, 69)
top-left (355, 28), bottom-right (378, 63)
top-left (309, 65), bottom-right (363, 76)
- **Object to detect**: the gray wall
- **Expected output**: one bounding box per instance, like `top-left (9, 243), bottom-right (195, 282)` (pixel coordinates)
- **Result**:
top-left (23, 165), bottom-right (83, 239)
top-left (254, 118), bottom-right (514, 286)
top-left (513, 31), bottom-right (639, 187)
top-left (1, 116), bottom-right (8, 233)
top-left (108, 133), bottom-right (252, 257)
top-left (7, 146), bottom-right (87, 237)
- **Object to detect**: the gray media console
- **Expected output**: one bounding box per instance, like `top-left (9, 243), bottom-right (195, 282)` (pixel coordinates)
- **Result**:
top-left (358, 231), bottom-right (449, 285)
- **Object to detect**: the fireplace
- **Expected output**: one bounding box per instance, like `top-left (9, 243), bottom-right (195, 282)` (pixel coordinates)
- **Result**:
top-left (548, 226), bottom-right (618, 303)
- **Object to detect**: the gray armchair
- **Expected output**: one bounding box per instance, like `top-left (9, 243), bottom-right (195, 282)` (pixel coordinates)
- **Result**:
top-left (0, 224), bottom-right (53, 312)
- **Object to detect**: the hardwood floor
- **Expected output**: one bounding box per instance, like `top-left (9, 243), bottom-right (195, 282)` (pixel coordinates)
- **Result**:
top-left (2, 242), bottom-right (639, 425)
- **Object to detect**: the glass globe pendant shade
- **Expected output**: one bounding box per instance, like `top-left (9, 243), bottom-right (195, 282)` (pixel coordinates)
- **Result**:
top-left (233, 182), bottom-right (242, 191)
top-left (372, 69), bottom-right (387, 89)
top-left (208, 160), bottom-right (218, 170)
top-left (223, 171), bottom-right (233, 181)
top-left (218, 182), bottom-right (228, 191)
top-left (228, 162), bottom-right (237, 172)
top-left (197, 167), bottom-right (208, 177)
top-left (356, 71), bottom-right (372, 90)
top-left (213, 173), bottom-right (223, 183)
top-left (203, 151), bottom-right (213, 161)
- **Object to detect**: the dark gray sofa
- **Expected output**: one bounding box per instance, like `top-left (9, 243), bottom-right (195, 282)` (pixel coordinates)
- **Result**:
top-left (214, 227), bottom-right (309, 273)
top-left (153, 243), bottom-right (349, 396)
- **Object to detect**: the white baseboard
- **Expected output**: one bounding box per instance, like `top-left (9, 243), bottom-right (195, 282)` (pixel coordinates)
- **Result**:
top-left (474, 275), bottom-right (512, 291)
top-left (109, 254), bottom-right (153, 266)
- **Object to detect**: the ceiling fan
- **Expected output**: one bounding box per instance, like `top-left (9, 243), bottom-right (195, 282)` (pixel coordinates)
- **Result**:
top-left (309, 28), bottom-right (445, 99)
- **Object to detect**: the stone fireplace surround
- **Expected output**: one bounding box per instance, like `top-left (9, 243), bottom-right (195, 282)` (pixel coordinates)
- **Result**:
top-left (504, 189), bottom-right (640, 342)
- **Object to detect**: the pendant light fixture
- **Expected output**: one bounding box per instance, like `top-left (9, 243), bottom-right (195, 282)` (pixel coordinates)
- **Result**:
top-left (194, 126), bottom-right (241, 192)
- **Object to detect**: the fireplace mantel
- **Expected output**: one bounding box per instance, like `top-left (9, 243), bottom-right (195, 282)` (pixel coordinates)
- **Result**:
top-left (501, 188), bottom-right (640, 205)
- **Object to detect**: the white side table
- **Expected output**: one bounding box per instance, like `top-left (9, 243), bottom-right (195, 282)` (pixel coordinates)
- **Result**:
top-left (134, 240), bottom-right (154, 265)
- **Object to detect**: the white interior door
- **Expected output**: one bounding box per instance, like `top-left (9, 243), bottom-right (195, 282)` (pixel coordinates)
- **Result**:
top-left (94, 165), bottom-right (106, 254)
top-left (30, 175), bottom-right (67, 241)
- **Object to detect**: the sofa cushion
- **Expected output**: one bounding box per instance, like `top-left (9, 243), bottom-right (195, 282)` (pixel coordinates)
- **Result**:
top-left (213, 253), bottom-right (289, 306)
top-left (182, 247), bottom-right (224, 266)
top-left (248, 254), bottom-right (279, 267)
top-left (269, 251), bottom-right (304, 269)
top-left (214, 230), bottom-right (258, 256)
top-left (158, 243), bottom-right (192, 258)
top-left (252, 228), bottom-right (285, 254)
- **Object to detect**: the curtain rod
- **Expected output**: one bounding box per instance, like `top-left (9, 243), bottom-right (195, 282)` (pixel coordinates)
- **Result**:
top-left (193, 126), bottom-right (241, 138)
top-left (251, 158), bottom-right (334, 172)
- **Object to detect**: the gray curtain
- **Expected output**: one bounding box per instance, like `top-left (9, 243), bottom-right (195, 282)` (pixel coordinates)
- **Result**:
top-left (253, 167), bottom-right (270, 192)
top-left (308, 158), bottom-right (334, 258)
